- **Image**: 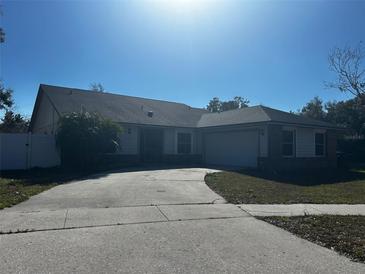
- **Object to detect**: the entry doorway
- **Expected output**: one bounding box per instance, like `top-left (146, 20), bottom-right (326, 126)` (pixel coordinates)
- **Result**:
top-left (140, 128), bottom-right (164, 163)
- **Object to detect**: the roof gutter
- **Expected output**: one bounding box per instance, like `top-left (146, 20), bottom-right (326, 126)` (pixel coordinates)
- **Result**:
top-left (197, 121), bottom-right (345, 131)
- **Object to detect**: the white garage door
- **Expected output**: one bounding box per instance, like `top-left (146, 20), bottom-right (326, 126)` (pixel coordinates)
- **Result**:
top-left (204, 130), bottom-right (259, 167)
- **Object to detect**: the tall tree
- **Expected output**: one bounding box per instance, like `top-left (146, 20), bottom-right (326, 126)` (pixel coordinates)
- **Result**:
top-left (0, 7), bottom-right (10, 110)
top-left (0, 84), bottom-right (13, 110)
top-left (0, 6), bottom-right (5, 43)
top-left (89, 83), bottom-right (104, 92)
top-left (234, 96), bottom-right (250, 108)
top-left (326, 42), bottom-right (365, 102)
top-left (207, 96), bottom-right (249, 112)
top-left (0, 82), bottom-right (29, 133)
top-left (325, 97), bottom-right (365, 138)
top-left (0, 26), bottom-right (4, 43)
top-left (0, 110), bottom-right (29, 133)
top-left (220, 100), bottom-right (238, 111)
top-left (300, 96), bottom-right (326, 121)
top-left (206, 97), bottom-right (221, 112)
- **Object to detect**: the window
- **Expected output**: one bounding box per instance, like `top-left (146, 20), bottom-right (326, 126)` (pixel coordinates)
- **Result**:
top-left (177, 133), bottom-right (191, 154)
top-left (315, 133), bottom-right (325, 156)
top-left (127, 128), bottom-right (132, 134)
top-left (282, 130), bottom-right (295, 157)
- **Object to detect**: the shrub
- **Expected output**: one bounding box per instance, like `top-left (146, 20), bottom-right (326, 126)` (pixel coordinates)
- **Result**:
top-left (56, 112), bottom-right (123, 170)
top-left (338, 138), bottom-right (365, 164)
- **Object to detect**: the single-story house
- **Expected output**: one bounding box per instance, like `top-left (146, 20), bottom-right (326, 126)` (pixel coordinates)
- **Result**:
top-left (29, 84), bottom-right (342, 169)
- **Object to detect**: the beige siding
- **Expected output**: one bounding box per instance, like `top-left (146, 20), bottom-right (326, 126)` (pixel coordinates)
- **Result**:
top-left (296, 127), bottom-right (315, 157)
top-left (162, 128), bottom-right (200, 155)
top-left (163, 128), bottom-right (175, 154)
top-left (117, 126), bottom-right (199, 156)
top-left (32, 94), bottom-right (58, 135)
top-left (118, 125), bottom-right (139, 154)
top-left (296, 127), bottom-right (326, 158)
top-left (174, 128), bottom-right (197, 154)
top-left (259, 126), bottom-right (268, 157)
top-left (195, 131), bottom-right (203, 154)
top-left (282, 126), bottom-right (326, 158)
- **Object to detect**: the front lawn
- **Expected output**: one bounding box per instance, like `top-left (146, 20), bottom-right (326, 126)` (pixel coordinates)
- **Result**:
top-left (261, 216), bottom-right (365, 263)
top-left (205, 168), bottom-right (365, 204)
top-left (0, 168), bottom-right (93, 209)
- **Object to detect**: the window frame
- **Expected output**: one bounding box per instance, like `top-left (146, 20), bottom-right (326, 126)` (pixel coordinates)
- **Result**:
top-left (282, 129), bottom-right (296, 158)
top-left (314, 132), bottom-right (326, 157)
top-left (177, 132), bottom-right (192, 154)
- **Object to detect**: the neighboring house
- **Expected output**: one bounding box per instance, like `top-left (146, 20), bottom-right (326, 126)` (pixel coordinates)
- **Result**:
top-left (29, 84), bottom-right (341, 169)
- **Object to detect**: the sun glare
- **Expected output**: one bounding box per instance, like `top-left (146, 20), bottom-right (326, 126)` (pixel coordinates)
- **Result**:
top-left (166, 0), bottom-right (203, 8)
top-left (160, 0), bottom-right (211, 13)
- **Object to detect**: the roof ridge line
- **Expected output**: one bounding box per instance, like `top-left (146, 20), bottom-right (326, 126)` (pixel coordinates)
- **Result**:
top-left (40, 84), bottom-right (197, 109)
top-left (200, 105), bottom-right (263, 116)
top-left (257, 105), bottom-right (273, 121)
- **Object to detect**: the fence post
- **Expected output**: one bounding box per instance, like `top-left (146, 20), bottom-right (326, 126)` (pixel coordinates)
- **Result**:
top-left (26, 132), bottom-right (32, 169)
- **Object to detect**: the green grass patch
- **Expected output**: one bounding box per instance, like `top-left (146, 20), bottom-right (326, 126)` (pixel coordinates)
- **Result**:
top-left (0, 178), bottom-right (55, 209)
top-left (205, 168), bottom-right (365, 204)
top-left (261, 215), bottom-right (365, 263)
top-left (0, 168), bottom-right (94, 210)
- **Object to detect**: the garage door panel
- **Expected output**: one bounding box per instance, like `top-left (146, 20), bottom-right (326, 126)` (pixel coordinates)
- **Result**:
top-left (204, 131), bottom-right (258, 167)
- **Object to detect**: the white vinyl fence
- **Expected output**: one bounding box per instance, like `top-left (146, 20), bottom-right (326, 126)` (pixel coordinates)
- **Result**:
top-left (0, 133), bottom-right (60, 170)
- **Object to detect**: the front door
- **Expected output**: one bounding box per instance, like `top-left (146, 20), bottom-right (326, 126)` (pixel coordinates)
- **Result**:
top-left (140, 128), bottom-right (164, 163)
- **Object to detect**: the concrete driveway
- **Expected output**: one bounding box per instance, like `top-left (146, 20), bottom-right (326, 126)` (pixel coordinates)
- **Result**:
top-left (1, 167), bottom-right (364, 273)
top-left (7, 167), bottom-right (225, 211)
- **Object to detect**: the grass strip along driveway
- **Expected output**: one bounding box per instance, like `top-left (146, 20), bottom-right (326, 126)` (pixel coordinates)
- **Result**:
top-left (205, 168), bottom-right (365, 263)
top-left (261, 215), bottom-right (365, 263)
top-left (0, 168), bottom-right (93, 210)
top-left (205, 168), bottom-right (365, 204)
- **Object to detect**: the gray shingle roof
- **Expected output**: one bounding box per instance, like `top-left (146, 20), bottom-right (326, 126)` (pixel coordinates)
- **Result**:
top-left (197, 105), bottom-right (339, 128)
top-left (36, 84), bottom-right (339, 129)
top-left (197, 106), bottom-right (271, 127)
top-left (40, 84), bottom-right (207, 128)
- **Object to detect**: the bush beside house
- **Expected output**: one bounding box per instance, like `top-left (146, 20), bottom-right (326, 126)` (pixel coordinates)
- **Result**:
top-left (56, 112), bottom-right (122, 170)
top-left (338, 138), bottom-right (365, 165)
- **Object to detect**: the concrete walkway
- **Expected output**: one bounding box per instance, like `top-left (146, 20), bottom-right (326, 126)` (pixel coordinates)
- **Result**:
top-left (2, 216), bottom-right (365, 274)
top-left (3, 203), bottom-right (365, 233)
top-left (239, 204), bottom-right (365, 217)
top-left (0, 204), bottom-right (247, 233)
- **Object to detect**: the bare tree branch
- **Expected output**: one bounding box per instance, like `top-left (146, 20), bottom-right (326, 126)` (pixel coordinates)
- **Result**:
top-left (326, 42), bottom-right (365, 101)
top-left (89, 83), bottom-right (104, 92)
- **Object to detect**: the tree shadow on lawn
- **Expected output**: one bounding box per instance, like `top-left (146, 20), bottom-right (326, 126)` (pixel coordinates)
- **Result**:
top-left (237, 168), bottom-right (365, 186)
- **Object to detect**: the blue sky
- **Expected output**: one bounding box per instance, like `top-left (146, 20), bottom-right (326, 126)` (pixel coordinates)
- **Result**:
top-left (1, 0), bottom-right (364, 117)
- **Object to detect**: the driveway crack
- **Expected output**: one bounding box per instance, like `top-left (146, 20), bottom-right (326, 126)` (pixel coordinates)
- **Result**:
top-left (155, 205), bottom-right (169, 221)
top-left (63, 209), bottom-right (69, 229)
